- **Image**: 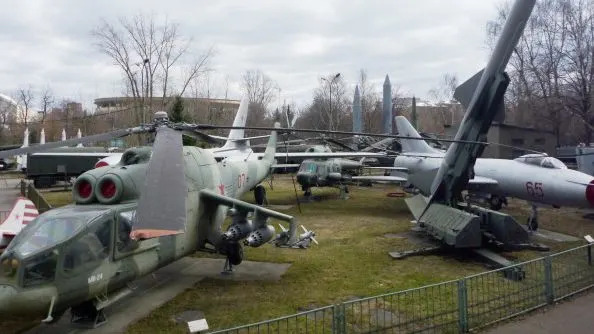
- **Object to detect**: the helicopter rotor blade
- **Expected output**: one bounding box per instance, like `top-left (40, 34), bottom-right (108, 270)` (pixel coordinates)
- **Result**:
top-left (0, 126), bottom-right (148, 159)
top-left (135, 126), bottom-right (187, 232)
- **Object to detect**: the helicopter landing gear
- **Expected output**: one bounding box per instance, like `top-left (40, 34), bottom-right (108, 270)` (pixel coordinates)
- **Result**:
top-left (339, 185), bottom-right (349, 200)
top-left (254, 185), bottom-right (267, 206)
top-left (222, 241), bottom-right (243, 275)
top-left (70, 300), bottom-right (107, 328)
top-left (527, 204), bottom-right (539, 232)
top-left (303, 188), bottom-right (312, 198)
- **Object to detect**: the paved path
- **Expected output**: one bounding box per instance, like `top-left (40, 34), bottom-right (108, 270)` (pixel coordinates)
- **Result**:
top-left (0, 178), bottom-right (22, 215)
top-left (26, 258), bottom-right (291, 334)
top-left (485, 291), bottom-right (594, 333)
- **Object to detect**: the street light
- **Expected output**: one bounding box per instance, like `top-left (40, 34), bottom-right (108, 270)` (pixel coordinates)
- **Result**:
top-left (321, 73), bottom-right (341, 131)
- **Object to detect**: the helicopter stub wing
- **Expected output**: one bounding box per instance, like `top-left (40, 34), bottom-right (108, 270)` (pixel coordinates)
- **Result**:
top-left (199, 189), bottom-right (297, 245)
top-left (134, 127), bottom-right (187, 234)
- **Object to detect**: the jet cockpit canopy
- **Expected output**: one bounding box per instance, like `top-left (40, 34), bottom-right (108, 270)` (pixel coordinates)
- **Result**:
top-left (514, 154), bottom-right (567, 169)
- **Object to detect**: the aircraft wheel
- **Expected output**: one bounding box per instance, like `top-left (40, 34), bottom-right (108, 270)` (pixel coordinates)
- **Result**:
top-left (254, 185), bottom-right (267, 205)
top-left (304, 189), bottom-right (312, 197)
top-left (527, 217), bottom-right (539, 231)
top-left (227, 242), bottom-right (243, 265)
top-left (489, 196), bottom-right (503, 211)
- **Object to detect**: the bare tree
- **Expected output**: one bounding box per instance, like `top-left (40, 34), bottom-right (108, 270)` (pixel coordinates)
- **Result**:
top-left (16, 87), bottom-right (34, 127)
top-left (487, 0), bottom-right (593, 145)
top-left (92, 14), bottom-right (213, 126)
top-left (39, 87), bottom-right (54, 125)
top-left (241, 69), bottom-right (278, 108)
top-left (428, 73), bottom-right (458, 103)
top-left (0, 95), bottom-right (17, 141)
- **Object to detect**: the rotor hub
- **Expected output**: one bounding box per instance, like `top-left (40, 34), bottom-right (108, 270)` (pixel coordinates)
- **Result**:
top-left (153, 111), bottom-right (169, 123)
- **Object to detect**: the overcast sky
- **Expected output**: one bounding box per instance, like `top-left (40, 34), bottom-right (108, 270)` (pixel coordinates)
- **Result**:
top-left (0, 0), bottom-right (504, 112)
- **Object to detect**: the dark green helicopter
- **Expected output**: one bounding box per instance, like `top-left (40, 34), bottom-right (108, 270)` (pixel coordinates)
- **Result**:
top-left (0, 113), bottom-right (301, 327)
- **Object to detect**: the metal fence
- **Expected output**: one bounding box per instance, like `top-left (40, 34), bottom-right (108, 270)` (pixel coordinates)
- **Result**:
top-left (20, 180), bottom-right (52, 213)
top-left (209, 244), bottom-right (594, 334)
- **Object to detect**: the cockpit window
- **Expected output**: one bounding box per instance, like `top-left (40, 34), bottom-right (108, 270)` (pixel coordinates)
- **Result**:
top-left (23, 251), bottom-right (57, 287)
top-left (514, 154), bottom-right (567, 169)
top-left (7, 208), bottom-right (108, 257)
top-left (299, 162), bottom-right (317, 173)
top-left (63, 218), bottom-right (111, 272)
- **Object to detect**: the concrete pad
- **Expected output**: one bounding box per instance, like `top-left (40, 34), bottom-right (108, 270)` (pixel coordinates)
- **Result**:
top-left (532, 228), bottom-right (580, 242)
top-left (195, 258), bottom-right (291, 282)
top-left (26, 257), bottom-right (291, 334)
top-left (0, 178), bottom-right (22, 212)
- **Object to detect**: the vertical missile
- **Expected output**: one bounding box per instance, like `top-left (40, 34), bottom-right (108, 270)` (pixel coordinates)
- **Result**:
top-left (40, 128), bottom-right (45, 144)
top-left (353, 85), bottom-right (362, 133)
top-left (383, 75), bottom-right (392, 134)
top-left (76, 129), bottom-right (83, 147)
top-left (61, 129), bottom-right (66, 141)
top-left (411, 96), bottom-right (418, 129)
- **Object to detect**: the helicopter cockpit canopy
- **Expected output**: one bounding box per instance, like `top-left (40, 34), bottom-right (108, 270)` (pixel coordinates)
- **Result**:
top-left (514, 154), bottom-right (567, 169)
top-left (5, 207), bottom-right (109, 257)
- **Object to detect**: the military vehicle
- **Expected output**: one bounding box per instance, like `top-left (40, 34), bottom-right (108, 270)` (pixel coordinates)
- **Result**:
top-left (0, 113), bottom-right (304, 327)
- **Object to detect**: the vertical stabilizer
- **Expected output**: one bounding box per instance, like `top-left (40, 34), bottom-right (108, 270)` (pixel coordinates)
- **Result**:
top-left (221, 97), bottom-right (249, 149)
top-left (263, 122), bottom-right (279, 163)
top-left (395, 116), bottom-right (440, 154)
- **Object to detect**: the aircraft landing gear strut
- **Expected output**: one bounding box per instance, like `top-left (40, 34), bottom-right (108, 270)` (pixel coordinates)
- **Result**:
top-left (339, 185), bottom-right (349, 200)
top-left (254, 185), bottom-right (267, 206)
top-left (527, 204), bottom-right (539, 231)
top-left (70, 300), bottom-right (107, 328)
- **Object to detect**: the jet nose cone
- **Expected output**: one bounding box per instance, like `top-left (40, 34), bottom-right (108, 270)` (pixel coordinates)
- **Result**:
top-left (0, 284), bottom-right (17, 312)
top-left (586, 180), bottom-right (594, 206)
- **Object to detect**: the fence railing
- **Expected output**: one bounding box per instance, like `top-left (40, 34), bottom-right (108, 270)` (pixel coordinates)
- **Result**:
top-left (20, 180), bottom-right (52, 213)
top-left (209, 243), bottom-right (594, 334)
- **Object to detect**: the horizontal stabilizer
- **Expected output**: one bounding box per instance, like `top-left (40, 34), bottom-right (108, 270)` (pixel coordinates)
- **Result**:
top-left (454, 69), bottom-right (484, 109)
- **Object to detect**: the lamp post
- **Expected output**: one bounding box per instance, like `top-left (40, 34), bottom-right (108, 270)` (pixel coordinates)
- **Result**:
top-left (321, 73), bottom-right (341, 131)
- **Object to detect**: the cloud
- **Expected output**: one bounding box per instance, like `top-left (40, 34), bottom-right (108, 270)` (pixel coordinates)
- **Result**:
top-left (0, 0), bottom-right (503, 112)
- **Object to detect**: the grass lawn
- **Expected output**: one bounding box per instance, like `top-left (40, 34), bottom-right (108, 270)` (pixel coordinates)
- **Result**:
top-left (1, 177), bottom-right (588, 333)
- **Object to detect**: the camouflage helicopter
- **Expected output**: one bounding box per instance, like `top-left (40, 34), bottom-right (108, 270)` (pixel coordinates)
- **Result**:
top-left (0, 112), bottom-right (302, 327)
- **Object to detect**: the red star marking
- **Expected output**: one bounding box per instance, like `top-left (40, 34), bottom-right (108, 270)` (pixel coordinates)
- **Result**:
top-left (218, 184), bottom-right (225, 195)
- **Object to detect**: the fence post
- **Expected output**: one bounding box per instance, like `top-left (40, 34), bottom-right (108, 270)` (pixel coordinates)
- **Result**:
top-left (457, 279), bottom-right (468, 333)
top-left (333, 304), bottom-right (346, 334)
top-left (544, 256), bottom-right (555, 304)
top-left (588, 245), bottom-right (592, 266)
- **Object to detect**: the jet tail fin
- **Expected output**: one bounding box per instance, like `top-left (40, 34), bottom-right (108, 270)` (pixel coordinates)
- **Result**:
top-left (0, 197), bottom-right (38, 234)
top-left (454, 68), bottom-right (505, 122)
top-left (263, 122), bottom-right (279, 163)
top-left (221, 97), bottom-right (249, 150)
top-left (395, 116), bottom-right (440, 154)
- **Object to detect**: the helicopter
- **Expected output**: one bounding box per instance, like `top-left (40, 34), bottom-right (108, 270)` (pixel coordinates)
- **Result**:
top-left (0, 112), bottom-right (302, 327)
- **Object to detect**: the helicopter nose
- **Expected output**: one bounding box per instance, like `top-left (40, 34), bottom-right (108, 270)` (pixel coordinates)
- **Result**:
top-left (0, 284), bottom-right (17, 312)
top-left (296, 172), bottom-right (312, 185)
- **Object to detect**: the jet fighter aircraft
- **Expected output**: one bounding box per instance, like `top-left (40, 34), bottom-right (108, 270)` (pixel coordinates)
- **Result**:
top-left (0, 113), bottom-right (302, 327)
top-left (392, 116), bottom-right (594, 230)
